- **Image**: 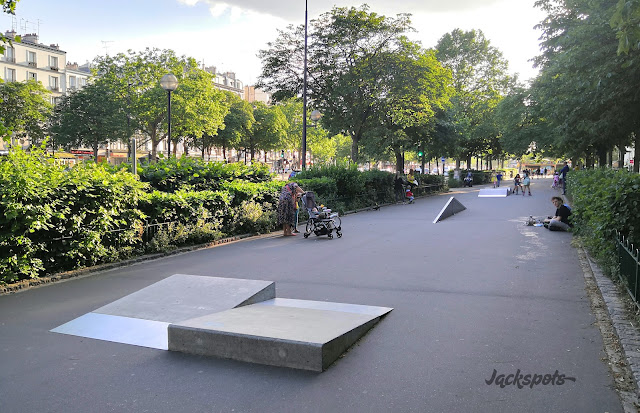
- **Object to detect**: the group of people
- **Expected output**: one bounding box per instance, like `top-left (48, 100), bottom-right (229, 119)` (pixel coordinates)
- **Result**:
top-left (394, 169), bottom-right (417, 204)
top-left (512, 172), bottom-right (532, 196)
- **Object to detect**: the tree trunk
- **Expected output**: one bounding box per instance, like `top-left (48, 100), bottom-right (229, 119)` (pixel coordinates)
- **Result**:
top-left (351, 134), bottom-right (359, 163)
top-left (598, 147), bottom-right (607, 168)
top-left (395, 150), bottom-right (403, 174)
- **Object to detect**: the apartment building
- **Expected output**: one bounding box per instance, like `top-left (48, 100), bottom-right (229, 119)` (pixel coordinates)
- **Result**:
top-left (205, 66), bottom-right (244, 99)
top-left (243, 85), bottom-right (271, 104)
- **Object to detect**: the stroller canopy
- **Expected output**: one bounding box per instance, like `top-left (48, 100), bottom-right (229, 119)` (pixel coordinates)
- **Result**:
top-left (302, 191), bottom-right (317, 211)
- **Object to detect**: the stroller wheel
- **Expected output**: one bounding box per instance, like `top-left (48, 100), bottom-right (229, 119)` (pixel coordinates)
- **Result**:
top-left (303, 233), bottom-right (309, 238)
top-left (337, 232), bottom-right (342, 238)
top-left (328, 233), bottom-right (333, 239)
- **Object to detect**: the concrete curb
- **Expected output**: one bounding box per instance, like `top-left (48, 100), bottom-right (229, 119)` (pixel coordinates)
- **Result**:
top-left (0, 233), bottom-right (259, 296)
top-left (580, 247), bottom-right (640, 410)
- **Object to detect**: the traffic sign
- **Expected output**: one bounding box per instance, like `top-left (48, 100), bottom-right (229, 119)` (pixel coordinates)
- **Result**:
top-left (441, 157), bottom-right (446, 163)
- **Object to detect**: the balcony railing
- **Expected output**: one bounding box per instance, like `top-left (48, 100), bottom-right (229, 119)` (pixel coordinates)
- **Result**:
top-left (27, 61), bottom-right (37, 68)
top-left (50, 66), bottom-right (59, 71)
top-left (50, 86), bottom-right (60, 92)
top-left (5, 56), bottom-right (15, 63)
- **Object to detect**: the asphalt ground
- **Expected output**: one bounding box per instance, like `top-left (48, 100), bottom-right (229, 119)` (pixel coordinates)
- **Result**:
top-left (0, 176), bottom-right (624, 412)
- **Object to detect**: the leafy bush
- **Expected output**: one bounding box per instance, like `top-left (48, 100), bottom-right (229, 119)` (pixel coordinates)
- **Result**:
top-left (569, 169), bottom-right (640, 275)
top-left (0, 146), bottom-right (148, 282)
top-left (138, 157), bottom-right (273, 192)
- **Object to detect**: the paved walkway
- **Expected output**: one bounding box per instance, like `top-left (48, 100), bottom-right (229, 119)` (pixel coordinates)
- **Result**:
top-left (0, 176), bottom-right (636, 412)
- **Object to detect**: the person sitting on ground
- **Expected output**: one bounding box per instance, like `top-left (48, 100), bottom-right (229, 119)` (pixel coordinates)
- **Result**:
top-left (544, 196), bottom-right (573, 231)
top-left (405, 187), bottom-right (414, 204)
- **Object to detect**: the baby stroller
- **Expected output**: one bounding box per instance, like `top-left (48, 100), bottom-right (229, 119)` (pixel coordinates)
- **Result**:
top-left (301, 191), bottom-right (342, 239)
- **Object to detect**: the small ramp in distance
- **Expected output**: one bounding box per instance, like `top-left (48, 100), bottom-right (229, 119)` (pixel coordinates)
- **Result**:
top-left (478, 187), bottom-right (510, 197)
top-left (433, 197), bottom-right (466, 223)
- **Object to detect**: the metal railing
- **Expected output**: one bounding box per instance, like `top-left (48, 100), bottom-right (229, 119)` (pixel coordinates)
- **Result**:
top-left (616, 231), bottom-right (640, 311)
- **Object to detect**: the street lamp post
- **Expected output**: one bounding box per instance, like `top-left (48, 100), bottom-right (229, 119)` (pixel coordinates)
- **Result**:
top-left (160, 73), bottom-right (178, 159)
top-left (302, 0), bottom-right (309, 170)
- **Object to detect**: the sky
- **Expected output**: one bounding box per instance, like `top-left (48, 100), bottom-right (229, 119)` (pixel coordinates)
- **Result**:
top-left (2, 0), bottom-right (547, 86)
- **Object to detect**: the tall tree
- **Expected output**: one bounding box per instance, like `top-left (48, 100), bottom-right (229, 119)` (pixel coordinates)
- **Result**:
top-left (213, 92), bottom-right (253, 161)
top-left (248, 102), bottom-right (288, 161)
top-left (258, 5), bottom-right (414, 162)
top-left (436, 29), bottom-right (512, 169)
top-left (49, 80), bottom-right (128, 159)
top-left (0, 80), bottom-right (52, 145)
top-left (532, 0), bottom-right (640, 169)
top-left (93, 48), bottom-right (227, 161)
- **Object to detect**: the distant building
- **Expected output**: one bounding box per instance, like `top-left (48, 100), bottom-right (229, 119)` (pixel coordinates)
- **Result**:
top-left (204, 66), bottom-right (244, 98)
top-left (0, 31), bottom-right (90, 104)
top-left (244, 85), bottom-right (271, 104)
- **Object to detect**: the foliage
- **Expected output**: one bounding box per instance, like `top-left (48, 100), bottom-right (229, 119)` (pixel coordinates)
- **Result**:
top-left (212, 92), bottom-right (253, 160)
top-left (258, 5), bottom-right (420, 162)
top-left (49, 80), bottom-right (129, 158)
top-left (92, 48), bottom-right (228, 161)
top-left (569, 168), bottom-right (640, 275)
top-left (611, 0), bottom-right (640, 54)
top-left (507, 0), bottom-right (640, 169)
top-left (436, 29), bottom-right (513, 167)
top-left (246, 102), bottom-right (288, 161)
top-left (0, 145), bottom-right (147, 282)
top-left (138, 157), bottom-right (273, 192)
top-left (0, 0), bottom-right (20, 56)
top-left (0, 80), bottom-right (52, 143)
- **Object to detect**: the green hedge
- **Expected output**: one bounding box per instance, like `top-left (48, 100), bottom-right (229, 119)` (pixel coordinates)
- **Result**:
top-left (568, 169), bottom-right (640, 275)
top-left (136, 157), bottom-right (273, 192)
top-left (0, 147), bottom-right (148, 282)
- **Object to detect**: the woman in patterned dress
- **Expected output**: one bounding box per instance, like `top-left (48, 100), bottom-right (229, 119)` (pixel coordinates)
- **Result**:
top-left (277, 182), bottom-right (303, 236)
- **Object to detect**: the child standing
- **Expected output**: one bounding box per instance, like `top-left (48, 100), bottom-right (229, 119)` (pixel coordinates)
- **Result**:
top-left (491, 172), bottom-right (497, 188)
top-left (513, 174), bottom-right (523, 195)
top-left (522, 173), bottom-right (532, 196)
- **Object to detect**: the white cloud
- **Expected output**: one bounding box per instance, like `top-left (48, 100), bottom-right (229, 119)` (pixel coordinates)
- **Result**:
top-left (178, 0), bottom-right (505, 21)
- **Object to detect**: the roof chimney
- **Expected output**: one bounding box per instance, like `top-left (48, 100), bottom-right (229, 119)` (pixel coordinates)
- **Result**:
top-left (22, 33), bottom-right (39, 44)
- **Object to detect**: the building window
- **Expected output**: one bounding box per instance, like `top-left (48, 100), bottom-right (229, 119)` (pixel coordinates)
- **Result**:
top-left (49, 76), bottom-right (59, 91)
top-left (5, 68), bottom-right (16, 82)
top-left (27, 51), bottom-right (37, 68)
top-left (69, 76), bottom-right (76, 90)
top-left (27, 71), bottom-right (37, 81)
top-left (4, 47), bottom-right (15, 63)
top-left (49, 56), bottom-right (59, 70)
top-left (80, 78), bottom-right (87, 87)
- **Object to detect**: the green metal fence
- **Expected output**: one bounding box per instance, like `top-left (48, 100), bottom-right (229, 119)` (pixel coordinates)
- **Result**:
top-left (616, 231), bottom-right (640, 311)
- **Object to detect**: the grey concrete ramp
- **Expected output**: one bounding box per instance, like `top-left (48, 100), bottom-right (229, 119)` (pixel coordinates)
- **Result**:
top-left (94, 274), bottom-right (275, 322)
top-left (168, 299), bottom-right (392, 371)
top-left (51, 274), bottom-right (275, 349)
top-left (478, 187), bottom-right (510, 197)
top-left (433, 196), bottom-right (467, 223)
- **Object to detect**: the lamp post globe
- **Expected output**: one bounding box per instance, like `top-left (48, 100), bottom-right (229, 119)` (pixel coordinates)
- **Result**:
top-left (310, 109), bottom-right (322, 123)
top-left (160, 74), bottom-right (179, 159)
